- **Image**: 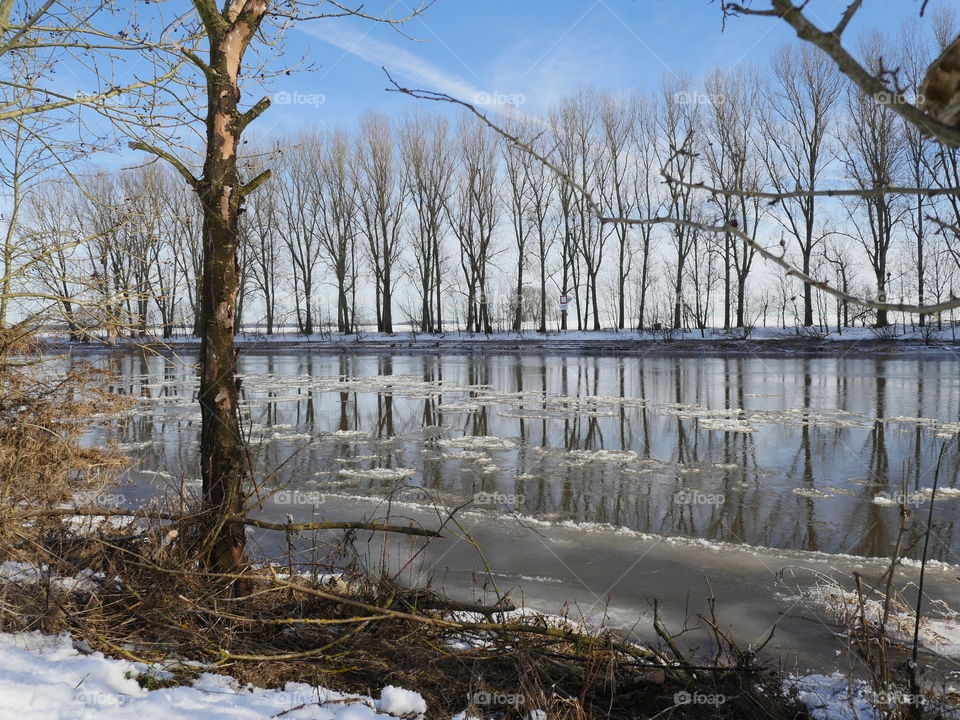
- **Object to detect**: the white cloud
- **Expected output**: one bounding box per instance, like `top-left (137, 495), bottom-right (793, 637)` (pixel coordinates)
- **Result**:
top-left (299, 21), bottom-right (536, 121)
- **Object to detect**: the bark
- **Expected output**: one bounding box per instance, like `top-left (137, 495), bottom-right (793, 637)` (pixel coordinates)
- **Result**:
top-left (193, 0), bottom-right (270, 579)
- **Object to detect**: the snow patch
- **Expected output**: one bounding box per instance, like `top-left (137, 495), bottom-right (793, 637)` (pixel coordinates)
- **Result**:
top-left (0, 631), bottom-right (427, 719)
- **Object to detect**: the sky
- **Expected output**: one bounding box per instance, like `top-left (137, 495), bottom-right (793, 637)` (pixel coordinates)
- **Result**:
top-left (10, 0), bottom-right (948, 326)
top-left (252, 0), bottom-right (938, 137)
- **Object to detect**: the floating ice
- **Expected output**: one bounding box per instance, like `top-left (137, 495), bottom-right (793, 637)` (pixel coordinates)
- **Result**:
top-left (438, 436), bottom-right (516, 450)
top-left (337, 467), bottom-right (417, 481)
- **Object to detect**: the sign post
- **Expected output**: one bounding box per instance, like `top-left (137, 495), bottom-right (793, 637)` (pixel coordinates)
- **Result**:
top-left (558, 294), bottom-right (568, 331)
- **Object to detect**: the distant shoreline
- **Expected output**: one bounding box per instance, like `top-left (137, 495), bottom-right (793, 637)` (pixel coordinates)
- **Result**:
top-left (45, 327), bottom-right (960, 358)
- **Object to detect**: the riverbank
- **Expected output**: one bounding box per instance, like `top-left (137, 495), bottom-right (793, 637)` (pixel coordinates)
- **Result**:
top-left (46, 326), bottom-right (960, 358)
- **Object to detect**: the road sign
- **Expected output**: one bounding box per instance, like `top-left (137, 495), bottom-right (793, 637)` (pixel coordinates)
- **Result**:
top-left (559, 294), bottom-right (569, 311)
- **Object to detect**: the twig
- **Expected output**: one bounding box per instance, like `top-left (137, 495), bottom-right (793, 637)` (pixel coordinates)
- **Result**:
top-left (910, 443), bottom-right (946, 701)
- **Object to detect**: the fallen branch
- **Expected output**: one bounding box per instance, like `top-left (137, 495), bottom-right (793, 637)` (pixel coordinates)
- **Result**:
top-left (242, 517), bottom-right (441, 538)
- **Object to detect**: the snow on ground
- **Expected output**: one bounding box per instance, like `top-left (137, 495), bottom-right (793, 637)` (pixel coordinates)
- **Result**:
top-left (0, 561), bottom-right (102, 595)
top-left (6, 624), bottom-right (950, 720)
top-left (0, 631), bottom-right (428, 720)
top-left (45, 324), bottom-right (960, 349)
top-left (788, 673), bottom-right (882, 720)
top-left (788, 672), bottom-right (960, 720)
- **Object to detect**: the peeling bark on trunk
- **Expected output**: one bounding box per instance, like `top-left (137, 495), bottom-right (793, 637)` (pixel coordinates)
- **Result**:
top-left (193, 0), bottom-right (270, 580)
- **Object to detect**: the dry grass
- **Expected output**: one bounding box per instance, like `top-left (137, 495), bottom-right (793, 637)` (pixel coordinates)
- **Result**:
top-left (0, 326), bottom-right (127, 514)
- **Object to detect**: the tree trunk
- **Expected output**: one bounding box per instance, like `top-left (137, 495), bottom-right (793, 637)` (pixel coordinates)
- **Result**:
top-left (917, 198), bottom-right (925, 327)
top-left (539, 241), bottom-right (547, 333)
top-left (723, 234), bottom-right (731, 330)
top-left (673, 264), bottom-right (683, 330)
top-left (193, 0), bottom-right (270, 580)
top-left (382, 267), bottom-right (393, 333)
top-left (802, 224), bottom-right (814, 327)
top-left (513, 265), bottom-right (523, 332)
top-left (736, 275), bottom-right (747, 328)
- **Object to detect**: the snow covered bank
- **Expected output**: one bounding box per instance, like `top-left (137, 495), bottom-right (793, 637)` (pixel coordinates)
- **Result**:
top-left (4, 629), bottom-right (950, 720)
top-left (44, 325), bottom-right (960, 356)
top-left (0, 631), bottom-right (428, 720)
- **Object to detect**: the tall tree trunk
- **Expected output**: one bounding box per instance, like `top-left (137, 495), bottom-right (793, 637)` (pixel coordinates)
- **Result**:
top-left (194, 0), bottom-right (270, 579)
top-left (916, 198), bottom-right (925, 327)
top-left (802, 217), bottom-right (814, 327)
top-left (539, 240), bottom-right (547, 333)
top-left (673, 264), bottom-right (683, 330)
top-left (617, 243), bottom-right (626, 331)
top-left (723, 234), bottom-right (731, 330)
top-left (382, 266), bottom-right (393, 333)
top-left (513, 264), bottom-right (523, 331)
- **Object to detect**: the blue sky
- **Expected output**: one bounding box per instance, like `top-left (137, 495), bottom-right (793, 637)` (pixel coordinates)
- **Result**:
top-left (255, 0), bottom-right (936, 135)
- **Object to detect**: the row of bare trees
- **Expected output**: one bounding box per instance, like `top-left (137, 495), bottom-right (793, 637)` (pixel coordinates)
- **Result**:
top-left (13, 23), bottom-right (960, 337)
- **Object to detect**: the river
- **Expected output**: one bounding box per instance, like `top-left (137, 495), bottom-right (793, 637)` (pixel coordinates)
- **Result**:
top-left (80, 347), bottom-right (960, 676)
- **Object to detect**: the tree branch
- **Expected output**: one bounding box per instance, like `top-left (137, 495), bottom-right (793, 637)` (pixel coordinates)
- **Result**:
top-left (128, 141), bottom-right (199, 188)
top-left (240, 168), bottom-right (271, 197)
top-left (238, 95), bottom-right (271, 131)
top-left (604, 216), bottom-right (960, 315)
top-left (724, 0), bottom-right (960, 146)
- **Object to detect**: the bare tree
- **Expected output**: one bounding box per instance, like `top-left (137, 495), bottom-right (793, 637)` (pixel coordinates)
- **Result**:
top-left (400, 113), bottom-right (453, 333)
top-left (502, 120), bottom-right (534, 331)
top-left (241, 142), bottom-right (281, 334)
top-left (23, 182), bottom-right (95, 337)
top-left (355, 112), bottom-right (406, 333)
top-left (518, 127), bottom-right (557, 333)
top-left (276, 132), bottom-right (323, 334)
top-left (161, 174), bottom-right (204, 336)
top-left (120, 166), bottom-right (167, 337)
top-left (658, 77), bottom-right (702, 329)
top-left (552, 91), bottom-right (606, 330)
top-left (761, 43), bottom-right (841, 327)
top-left (595, 91), bottom-right (638, 330)
top-left (130, 0), bottom-right (275, 577)
top-left (449, 115), bottom-right (499, 333)
top-left (549, 100), bottom-right (580, 331)
top-left (630, 92), bottom-right (662, 330)
top-left (899, 21), bottom-right (940, 327)
top-left (703, 68), bottom-right (762, 328)
top-left (317, 128), bottom-right (359, 333)
top-left (840, 38), bottom-right (908, 328)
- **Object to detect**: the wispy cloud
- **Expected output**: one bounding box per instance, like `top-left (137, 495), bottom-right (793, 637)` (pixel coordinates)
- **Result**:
top-left (299, 21), bottom-right (535, 121)
top-left (301, 22), bottom-right (483, 104)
